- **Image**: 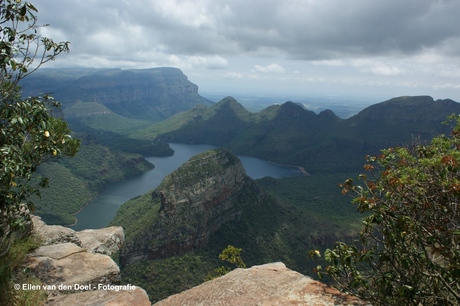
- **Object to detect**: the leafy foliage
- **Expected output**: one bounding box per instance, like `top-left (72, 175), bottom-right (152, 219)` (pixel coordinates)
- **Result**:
top-left (212, 245), bottom-right (246, 277)
top-left (0, 0), bottom-right (79, 256)
top-left (313, 115), bottom-right (460, 305)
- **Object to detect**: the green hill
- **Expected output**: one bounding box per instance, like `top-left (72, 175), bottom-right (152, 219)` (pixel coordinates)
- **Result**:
top-left (139, 95), bottom-right (460, 173)
top-left (33, 144), bottom-right (154, 225)
top-left (110, 149), bottom-right (361, 302)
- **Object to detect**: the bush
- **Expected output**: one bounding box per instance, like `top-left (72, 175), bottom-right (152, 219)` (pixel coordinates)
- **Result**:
top-left (312, 116), bottom-right (460, 305)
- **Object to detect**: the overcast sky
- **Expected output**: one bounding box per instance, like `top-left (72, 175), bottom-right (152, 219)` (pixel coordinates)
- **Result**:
top-left (34, 0), bottom-right (460, 103)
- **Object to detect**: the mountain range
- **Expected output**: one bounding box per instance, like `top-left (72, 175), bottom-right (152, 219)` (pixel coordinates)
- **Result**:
top-left (139, 95), bottom-right (460, 173)
top-left (18, 67), bottom-right (460, 302)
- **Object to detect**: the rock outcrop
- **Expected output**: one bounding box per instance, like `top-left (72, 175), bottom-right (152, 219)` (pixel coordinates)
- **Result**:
top-left (27, 216), bottom-right (151, 305)
top-left (119, 149), bottom-right (257, 267)
top-left (154, 262), bottom-right (369, 306)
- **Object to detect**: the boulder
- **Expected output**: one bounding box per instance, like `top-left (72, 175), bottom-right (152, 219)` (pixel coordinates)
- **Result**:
top-left (25, 216), bottom-right (153, 304)
top-left (45, 286), bottom-right (151, 306)
top-left (27, 243), bottom-right (120, 292)
top-left (31, 215), bottom-right (82, 246)
top-left (153, 262), bottom-right (369, 306)
top-left (77, 226), bottom-right (124, 256)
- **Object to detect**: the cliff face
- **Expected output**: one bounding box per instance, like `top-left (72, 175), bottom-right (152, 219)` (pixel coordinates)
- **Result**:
top-left (119, 149), bottom-right (263, 267)
top-left (20, 67), bottom-right (213, 121)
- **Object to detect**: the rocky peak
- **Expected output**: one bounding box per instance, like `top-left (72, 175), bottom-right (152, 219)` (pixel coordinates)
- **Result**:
top-left (120, 149), bottom-right (257, 267)
top-left (158, 148), bottom-right (246, 214)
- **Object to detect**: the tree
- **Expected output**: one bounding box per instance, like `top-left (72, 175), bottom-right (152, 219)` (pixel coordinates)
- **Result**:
top-left (0, 0), bottom-right (79, 257)
top-left (209, 245), bottom-right (246, 279)
top-left (311, 116), bottom-right (460, 305)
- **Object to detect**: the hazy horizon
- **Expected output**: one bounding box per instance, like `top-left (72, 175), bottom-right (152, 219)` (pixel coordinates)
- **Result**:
top-left (33, 1), bottom-right (460, 102)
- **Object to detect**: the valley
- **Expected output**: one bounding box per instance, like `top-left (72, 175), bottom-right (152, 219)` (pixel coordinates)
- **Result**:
top-left (20, 67), bottom-right (460, 302)
top-left (71, 143), bottom-right (303, 231)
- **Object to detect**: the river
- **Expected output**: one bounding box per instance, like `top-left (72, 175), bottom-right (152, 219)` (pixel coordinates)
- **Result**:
top-left (71, 143), bottom-right (303, 230)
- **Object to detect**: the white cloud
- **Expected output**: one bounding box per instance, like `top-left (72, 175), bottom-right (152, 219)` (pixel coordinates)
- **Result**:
top-left (224, 72), bottom-right (243, 79)
top-left (254, 63), bottom-right (285, 73)
top-left (311, 60), bottom-right (346, 67)
top-left (350, 59), bottom-right (404, 76)
top-left (187, 56), bottom-right (228, 70)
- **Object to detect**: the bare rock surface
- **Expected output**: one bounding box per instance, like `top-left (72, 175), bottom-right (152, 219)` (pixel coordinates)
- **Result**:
top-left (77, 226), bottom-right (125, 255)
top-left (154, 262), bottom-right (369, 306)
top-left (26, 215), bottom-right (151, 305)
top-left (29, 242), bottom-right (85, 259)
top-left (27, 250), bottom-right (120, 291)
top-left (45, 286), bottom-right (151, 306)
top-left (31, 215), bottom-right (82, 246)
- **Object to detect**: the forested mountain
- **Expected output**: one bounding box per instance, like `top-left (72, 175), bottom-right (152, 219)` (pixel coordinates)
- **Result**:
top-left (20, 67), bottom-right (460, 302)
top-left (141, 95), bottom-right (460, 173)
top-left (20, 67), bottom-right (213, 121)
top-left (19, 68), bottom-right (214, 225)
top-left (110, 149), bottom-right (358, 302)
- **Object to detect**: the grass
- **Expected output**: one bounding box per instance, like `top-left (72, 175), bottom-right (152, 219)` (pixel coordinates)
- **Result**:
top-left (0, 234), bottom-right (47, 306)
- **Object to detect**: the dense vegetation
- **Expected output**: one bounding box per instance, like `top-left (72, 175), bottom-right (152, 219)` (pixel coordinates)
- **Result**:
top-left (32, 144), bottom-right (153, 225)
top-left (0, 1), bottom-right (79, 304)
top-left (110, 155), bottom-right (362, 302)
top-left (138, 96), bottom-right (460, 173)
top-left (257, 174), bottom-right (363, 229)
top-left (313, 116), bottom-right (460, 305)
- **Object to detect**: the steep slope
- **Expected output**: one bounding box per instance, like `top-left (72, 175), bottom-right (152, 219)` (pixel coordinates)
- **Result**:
top-left (20, 67), bottom-right (213, 121)
top-left (34, 144), bottom-right (154, 226)
top-left (345, 95), bottom-right (459, 145)
top-left (155, 96), bottom-right (254, 145)
top-left (110, 149), bottom-right (358, 302)
top-left (113, 148), bottom-right (253, 267)
top-left (144, 95), bottom-right (460, 173)
top-left (228, 101), bottom-right (342, 162)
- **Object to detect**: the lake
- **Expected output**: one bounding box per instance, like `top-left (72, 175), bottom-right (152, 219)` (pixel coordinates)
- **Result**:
top-left (71, 143), bottom-right (303, 230)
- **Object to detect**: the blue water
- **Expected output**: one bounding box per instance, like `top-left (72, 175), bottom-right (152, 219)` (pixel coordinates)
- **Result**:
top-left (71, 143), bottom-right (302, 230)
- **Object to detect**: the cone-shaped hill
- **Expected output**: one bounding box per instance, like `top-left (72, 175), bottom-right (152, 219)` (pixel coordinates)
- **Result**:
top-left (110, 148), bottom-right (352, 302)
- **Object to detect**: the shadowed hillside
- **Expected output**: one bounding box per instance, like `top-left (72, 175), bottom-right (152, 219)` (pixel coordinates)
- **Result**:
top-left (140, 95), bottom-right (460, 173)
top-left (110, 149), bottom-right (358, 302)
top-left (20, 67), bottom-right (213, 121)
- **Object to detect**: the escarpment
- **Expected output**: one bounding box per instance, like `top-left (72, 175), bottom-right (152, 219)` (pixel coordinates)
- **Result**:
top-left (116, 149), bottom-right (265, 267)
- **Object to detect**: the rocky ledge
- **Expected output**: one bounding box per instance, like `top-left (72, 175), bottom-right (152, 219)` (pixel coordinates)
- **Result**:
top-left (27, 216), bottom-right (367, 305)
top-left (27, 216), bottom-right (151, 305)
top-left (154, 262), bottom-right (370, 306)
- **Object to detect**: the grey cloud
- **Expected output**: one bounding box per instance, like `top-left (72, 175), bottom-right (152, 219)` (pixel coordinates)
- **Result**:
top-left (35, 0), bottom-right (460, 63)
